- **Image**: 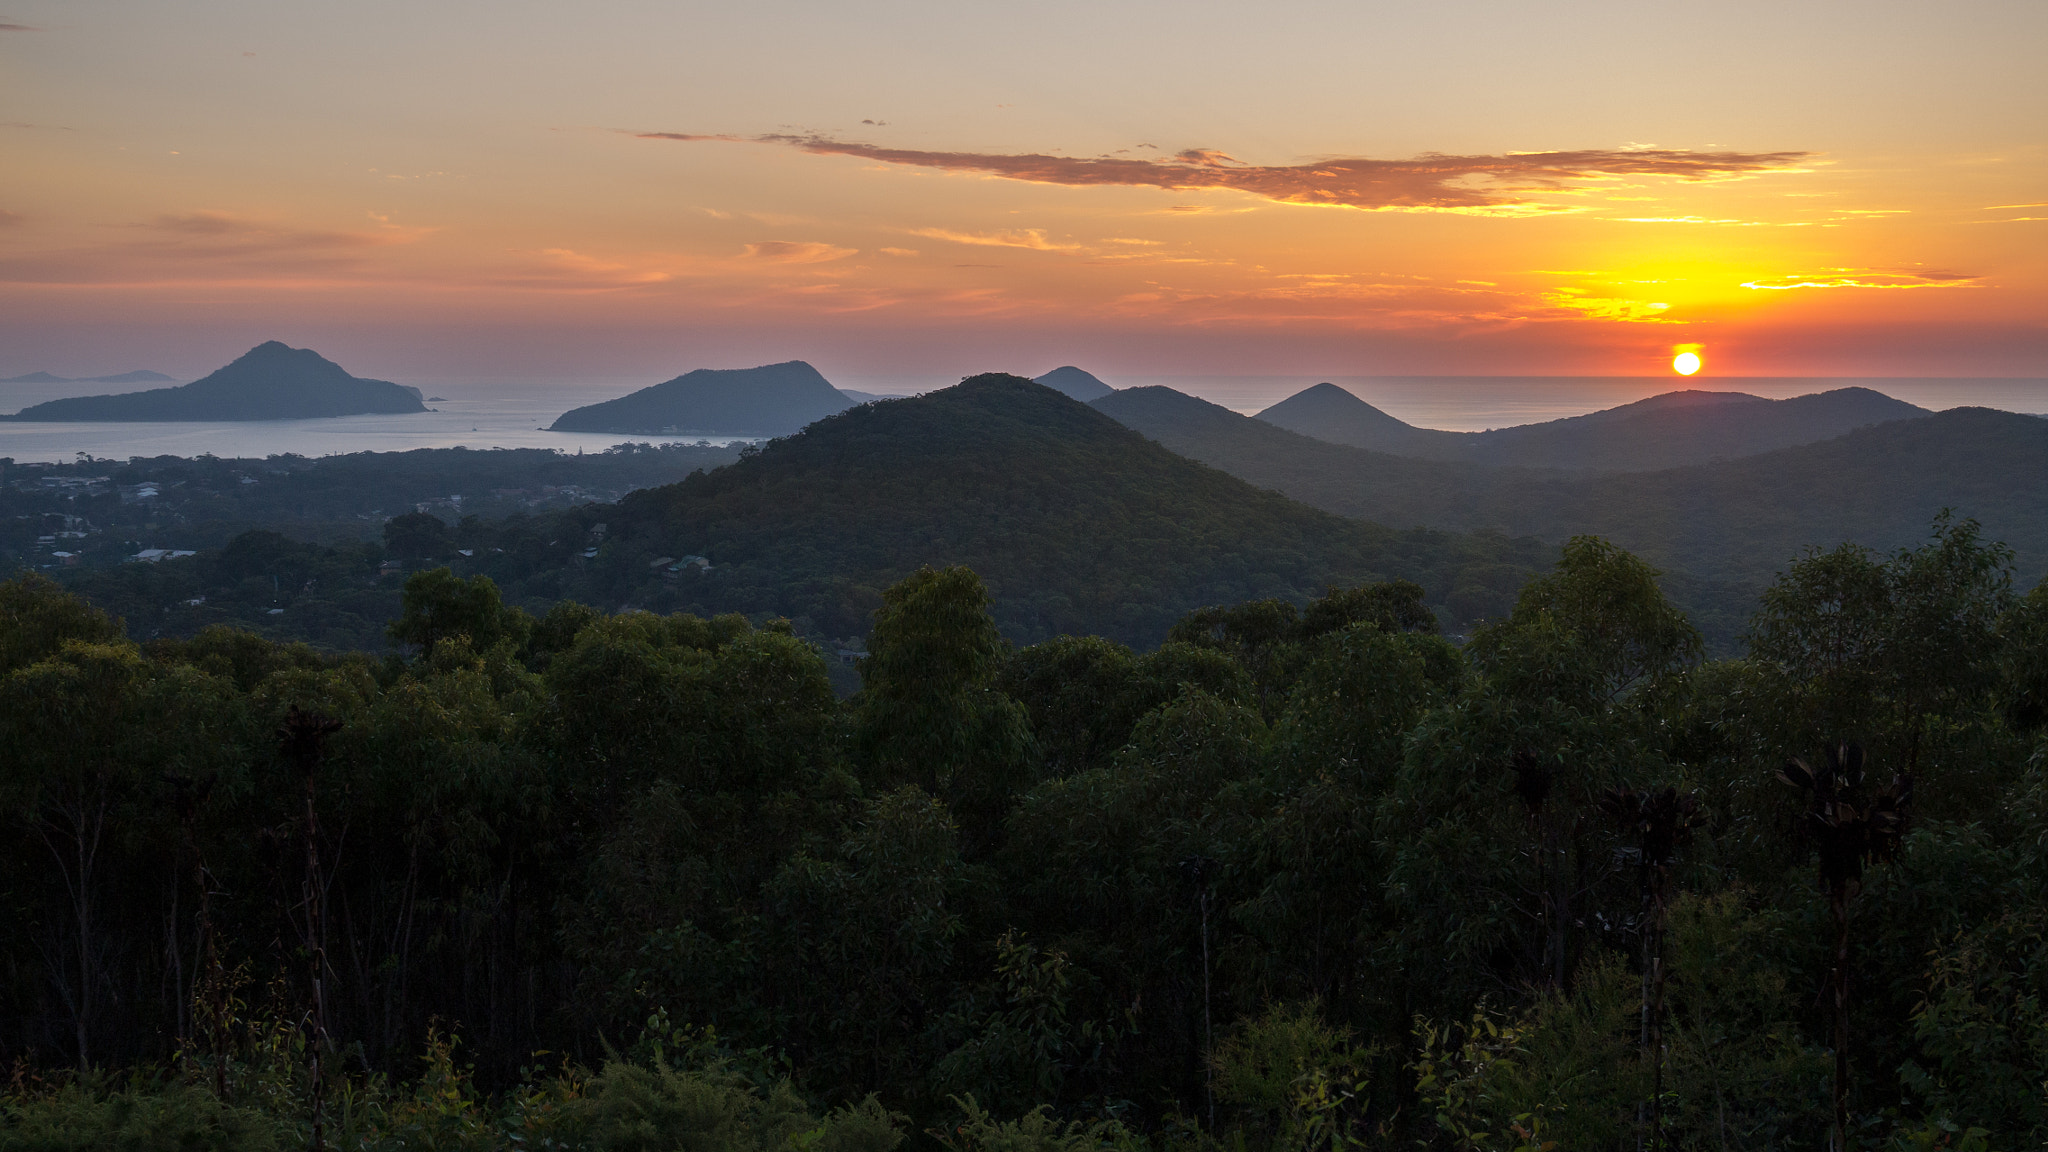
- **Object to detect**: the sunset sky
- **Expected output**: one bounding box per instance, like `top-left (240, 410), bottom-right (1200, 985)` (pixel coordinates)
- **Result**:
top-left (3, 0), bottom-right (2044, 384)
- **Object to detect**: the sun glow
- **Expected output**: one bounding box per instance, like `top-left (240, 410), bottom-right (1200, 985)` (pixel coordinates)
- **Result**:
top-left (1672, 345), bottom-right (1703, 375)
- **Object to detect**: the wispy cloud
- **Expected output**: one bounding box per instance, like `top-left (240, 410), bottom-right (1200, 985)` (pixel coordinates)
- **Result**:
top-left (0, 22), bottom-right (40, 31)
top-left (636, 131), bottom-right (1813, 214)
top-left (739, 240), bottom-right (856, 263)
top-left (906, 227), bottom-right (1078, 250)
top-left (0, 209), bottom-right (23, 227)
top-left (137, 210), bottom-right (432, 252)
top-left (1741, 268), bottom-right (1979, 290)
top-left (537, 248), bottom-right (672, 284)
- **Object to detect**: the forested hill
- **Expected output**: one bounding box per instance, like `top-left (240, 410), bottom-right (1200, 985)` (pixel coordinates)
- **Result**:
top-left (1095, 386), bottom-right (2048, 588)
top-left (1256, 381), bottom-right (1929, 471)
top-left (1, 341), bottom-right (426, 421)
top-left (590, 373), bottom-right (1548, 644)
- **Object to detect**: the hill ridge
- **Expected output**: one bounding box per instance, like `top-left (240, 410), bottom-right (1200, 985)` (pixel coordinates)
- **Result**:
top-left (1254, 382), bottom-right (1930, 470)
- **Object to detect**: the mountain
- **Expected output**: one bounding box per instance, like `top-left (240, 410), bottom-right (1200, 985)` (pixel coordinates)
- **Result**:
top-left (0, 371), bottom-right (75, 384)
top-left (1256, 383), bottom-right (1930, 470)
top-left (1, 343), bottom-right (424, 421)
top-left (581, 373), bottom-right (1547, 646)
top-left (1033, 366), bottom-right (1114, 402)
top-left (1095, 386), bottom-right (2048, 590)
top-left (549, 360), bottom-right (853, 437)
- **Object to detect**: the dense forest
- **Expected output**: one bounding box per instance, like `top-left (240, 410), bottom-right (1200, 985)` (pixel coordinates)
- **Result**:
top-left (3, 501), bottom-right (2046, 1149)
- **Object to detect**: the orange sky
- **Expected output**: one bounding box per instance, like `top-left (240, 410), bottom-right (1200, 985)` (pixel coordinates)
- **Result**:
top-left (2, 0), bottom-right (2043, 383)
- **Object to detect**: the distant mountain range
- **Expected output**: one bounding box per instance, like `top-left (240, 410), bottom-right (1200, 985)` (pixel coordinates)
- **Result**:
top-left (0, 370), bottom-right (178, 385)
top-left (586, 373), bottom-right (1543, 645)
top-left (1256, 382), bottom-right (1929, 471)
top-left (549, 361), bottom-right (856, 437)
top-left (1, 342), bottom-right (425, 421)
top-left (1092, 386), bottom-right (2048, 589)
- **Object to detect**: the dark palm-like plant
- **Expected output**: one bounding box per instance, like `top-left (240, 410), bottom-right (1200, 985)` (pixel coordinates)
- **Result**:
top-left (1778, 743), bottom-right (1912, 1152)
top-left (1600, 786), bottom-right (1701, 1151)
top-left (1506, 750), bottom-right (1573, 991)
top-left (280, 706), bottom-right (343, 1152)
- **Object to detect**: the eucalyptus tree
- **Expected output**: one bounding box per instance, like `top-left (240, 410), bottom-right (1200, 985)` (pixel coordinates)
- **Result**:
top-left (1779, 743), bottom-right (1912, 1151)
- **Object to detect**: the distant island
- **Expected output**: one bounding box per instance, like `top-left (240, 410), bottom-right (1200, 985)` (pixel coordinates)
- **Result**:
top-left (0, 369), bottom-right (178, 385)
top-left (549, 360), bottom-right (856, 437)
top-left (837, 388), bottom-right (909, 405)
top-left (1033, 365), bottom-right (1114, 401)
top-left (0, 342), bottom-right (426, 421)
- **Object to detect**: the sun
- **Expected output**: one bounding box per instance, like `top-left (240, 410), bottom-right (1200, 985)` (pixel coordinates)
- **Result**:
top-left (1671, 345), bottom-right (1703, 376)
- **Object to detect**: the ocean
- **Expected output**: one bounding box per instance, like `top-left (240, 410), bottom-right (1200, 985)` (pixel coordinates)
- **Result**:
top-left (3, 374), bottom-right (2043, 465)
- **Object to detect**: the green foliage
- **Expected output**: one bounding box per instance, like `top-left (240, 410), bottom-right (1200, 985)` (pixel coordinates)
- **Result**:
top-left (1749, 514), bottom-right (2015, 751)
top-left (855, 566), bottom-right (1031, 843)
top-left (0, 1079), bottom-right (290, 1152)
top-left (0, 574), bottom-right (124, 675)
top-left (389, 567), bottom-right (531, 656)
top-left (933, 1096), bottom-right (1135, 1152)
top-left (1997, 582), bottom-right (2048, 733)
top-left (1209, 1002), bottom-right (1376, 1151)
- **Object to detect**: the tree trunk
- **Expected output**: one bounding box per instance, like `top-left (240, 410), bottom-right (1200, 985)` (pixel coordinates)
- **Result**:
top-left (1830, 881), bottom-right (1850, 1152)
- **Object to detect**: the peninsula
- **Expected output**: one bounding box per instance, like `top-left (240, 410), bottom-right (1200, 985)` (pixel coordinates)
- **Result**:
top-left (1, 342), bottom-right (426, 421)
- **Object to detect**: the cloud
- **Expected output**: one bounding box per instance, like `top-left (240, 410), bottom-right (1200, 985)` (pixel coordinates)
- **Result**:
top-left (740, 240), bottom-right (856, 263)
top-left (1105, 237), bottom-right (1164, 246)
top-left (906, 227), bottom-right (1078, 250)
top-left (0, 23), bottom-right (39, 31)
top-left (1741, 268), bottom-right (1979, 290)
top-left (537, 248), bottom-right (672, 284)
top-left (1543, 292), bottom-right (1675, 322)
top-left (137, 210), bottom-right (432, 252)
top-left (636, 131), bottom-right (1813, 214)
top-left (878, 247), bottom-right (919, 257)
top-left (0, 209), bottom-right (23, 227)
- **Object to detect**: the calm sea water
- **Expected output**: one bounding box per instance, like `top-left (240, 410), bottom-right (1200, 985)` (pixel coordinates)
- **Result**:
top-left (3, 375), bottom-right (2043, 464)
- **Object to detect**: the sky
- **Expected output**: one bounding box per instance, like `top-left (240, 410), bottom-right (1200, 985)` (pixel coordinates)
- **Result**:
top-left (2, 0), bottom-right (2045, 385)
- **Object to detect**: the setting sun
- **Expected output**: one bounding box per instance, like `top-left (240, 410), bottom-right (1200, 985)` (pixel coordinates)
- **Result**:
top-left (1673, 349), bottom-right (1703, 376)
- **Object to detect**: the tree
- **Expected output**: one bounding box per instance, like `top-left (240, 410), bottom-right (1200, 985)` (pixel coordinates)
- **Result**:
top-left (0, 640), bottom-right (152, 1067)
top-left (1750, 514), bottom-right (2015, 755)
top-left (383, 511), bottom-right (454, 559)
top-left (387, 568), bottom-right (529, 657)
top-left (854, 567), bottom-right (1030, 850)
top-left (0, 574), bottom-right (124, 675)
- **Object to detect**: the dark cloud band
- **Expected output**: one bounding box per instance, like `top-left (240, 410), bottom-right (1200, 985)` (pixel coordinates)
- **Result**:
top-left (636, 132), bottom-right (1811, 212)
